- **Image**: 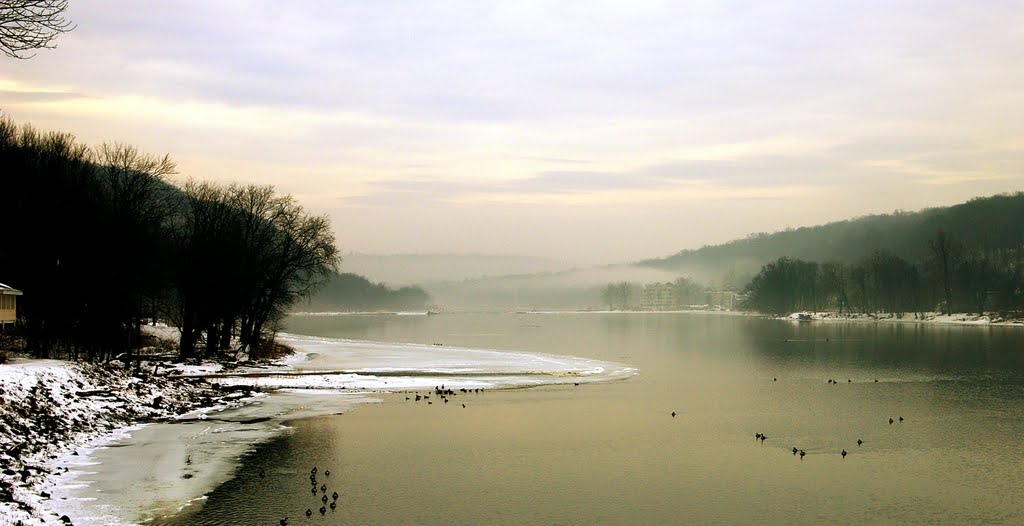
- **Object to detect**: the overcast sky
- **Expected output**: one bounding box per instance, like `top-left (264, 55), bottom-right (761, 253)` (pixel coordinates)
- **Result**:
top-left (3, 0), bottom-right (1023, 264)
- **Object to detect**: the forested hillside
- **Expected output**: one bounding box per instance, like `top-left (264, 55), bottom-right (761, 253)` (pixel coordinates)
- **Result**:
top-left (302, 272), bottom-right (430, 311)
top-left (635, 193), bottom-right (1024, 317)
top-left (641, 193), bottom-right (1024, 277)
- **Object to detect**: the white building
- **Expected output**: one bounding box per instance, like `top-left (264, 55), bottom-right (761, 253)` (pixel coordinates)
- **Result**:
top-left (642, 283), bottom-right (679, 310)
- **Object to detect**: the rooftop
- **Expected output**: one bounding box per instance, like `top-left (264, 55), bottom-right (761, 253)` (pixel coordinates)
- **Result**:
top-left (0, 283), bottom-right (23, 295)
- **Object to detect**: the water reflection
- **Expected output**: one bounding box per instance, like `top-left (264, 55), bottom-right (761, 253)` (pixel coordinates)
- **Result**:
top-left (740, 318), bottom-right (1024, 371)
top-left (162, 313), bottom-right (1024, 526)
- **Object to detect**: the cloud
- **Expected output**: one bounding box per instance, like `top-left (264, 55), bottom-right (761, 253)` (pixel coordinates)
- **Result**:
top-left (340, 157), bottom-right (826, 209)
top-left (0, 90), bottom-right (89, 103)
top-left (4, 0), bottom-right (1024, 262)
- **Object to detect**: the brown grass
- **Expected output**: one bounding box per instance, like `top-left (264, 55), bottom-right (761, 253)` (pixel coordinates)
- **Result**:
top-left (0, 332), bottom-right (24, 363)
top-left (136, 333), bottom-right (178, 356)
top-left (249, 339), bottom-right (295, 361)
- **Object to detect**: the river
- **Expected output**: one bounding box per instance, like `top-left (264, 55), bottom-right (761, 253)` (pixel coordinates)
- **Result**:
top-left (71, 312), bottom-right (1024, 525)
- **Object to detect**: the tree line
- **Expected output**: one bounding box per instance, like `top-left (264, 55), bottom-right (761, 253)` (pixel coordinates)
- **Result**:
top-left (741, 230), bottom-right (1024, 317)
top-left (600, 282), bottom-right (635, 310)
top-left (0, 116), bottom-right (339, 362)
top-left (302, 272), bottom-right (430, 312)
top-left (641, 193), bottom-right (1024, 286)
top-left (599, 277), bottom-right (717, 310)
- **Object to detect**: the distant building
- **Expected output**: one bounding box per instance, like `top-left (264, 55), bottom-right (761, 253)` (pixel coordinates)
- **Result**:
top-left (0, 283), bottom-right (22, 327)
top-left (642, 283), bottom-right (679, 310)
top-left (705, 290), bottom-right (744, 310)
top-left (706, 290), bottom-right (734, 310)
top-left (639, 282), bottom-right (745, 311)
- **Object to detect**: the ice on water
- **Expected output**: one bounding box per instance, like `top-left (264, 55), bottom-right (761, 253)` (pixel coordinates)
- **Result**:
top-left (48, 335), bottom-right (635, 525)
top-left (262, 333), bottom-right (635, 389)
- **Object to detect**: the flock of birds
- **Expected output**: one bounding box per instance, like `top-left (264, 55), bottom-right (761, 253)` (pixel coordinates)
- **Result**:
top-left (274, 385), bottom-right (487, 524)
top-left (753, 420), bottom-right (900, 461)
top-left (671, 377), bottom-right (907, 460)
top-left (404, 384), bottom-right (486, 407)
top-left (276, 466), bottom-right (340, 525)
top-left (272, 375), bottom-right (908, 524)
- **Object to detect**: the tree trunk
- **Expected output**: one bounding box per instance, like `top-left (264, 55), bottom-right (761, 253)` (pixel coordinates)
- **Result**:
top-left (179, 317), bottom-right (196, 359)
top-left (219, 319), bottom-right (233, 353)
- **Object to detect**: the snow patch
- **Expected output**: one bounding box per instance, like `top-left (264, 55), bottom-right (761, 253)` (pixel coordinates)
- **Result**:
top-left (1, 333), bottom-right (636, 525)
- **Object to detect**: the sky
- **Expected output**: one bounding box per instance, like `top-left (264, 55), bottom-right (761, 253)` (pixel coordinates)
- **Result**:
top-left (3, 0), bottom-right (1023, 265)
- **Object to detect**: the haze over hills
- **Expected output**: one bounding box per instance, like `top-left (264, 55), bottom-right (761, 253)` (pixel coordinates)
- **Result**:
top-left (337, 253), bottom-right (571, 286)
top-left (299, 272), bottom-right (431, 312)
top-left (639, 192), bottom-right (1024, 280)
top-left (422, 264), bottom-right (681, 311)
top-left (303, 193), bottom-right (1024, 311)
top-left (323, 254), bottom-right (677, 311)
top-left (374, 192), bottom-right (1024, 311)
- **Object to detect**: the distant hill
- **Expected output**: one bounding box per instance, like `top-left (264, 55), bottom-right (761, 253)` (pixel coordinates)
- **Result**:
top-left (332, 193), bottom-right (1024, 311)
top-left (422, 264), bottom-right (680, 311)
top-left (300, 272), bottom-right (430, 312)
top-left (639, 192), bottom-right (1024, 281)
top-left (338, 253), bottom-right (570, 285)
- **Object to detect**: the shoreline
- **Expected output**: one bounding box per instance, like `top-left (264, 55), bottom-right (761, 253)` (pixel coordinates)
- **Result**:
top-left (43, 388), bottom-right (378, 526)
top-left (0, 325), bottom-right (317, 526)
top-left (1, 330), bottom-right (633, 525)
top-left (531, 309), bottom-right (1024, 326)
top-left (0, 359), bottom-right (264, 526)
top-left (3, 313), bottom-right (1018, 525)
top-left (4, 309), bottom-right (1014, 523)
top-left (777, 310), bottom-right (1024, 327)
top-left (289, 308), bottom-right (1024, 327)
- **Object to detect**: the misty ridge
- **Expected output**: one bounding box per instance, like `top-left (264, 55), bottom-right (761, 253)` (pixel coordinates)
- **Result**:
top-left (4, 115), bottom-right (1022, 319)
top-left (321, 193), bottom-right (1024, 314)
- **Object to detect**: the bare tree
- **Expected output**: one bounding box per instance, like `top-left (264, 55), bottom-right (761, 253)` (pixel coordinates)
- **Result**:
top-left (819, 262), bottom-right (850, 313)
top-left (929, 230), bottom-right (960, 315)
top-left (1, 0), bottom-right (74, 59)
top-left (91, 143), bottom-right (177, 361)
top-left (234, 189), bottom-right (339, 352)
top-left (167, 182), bottom-right (339, 359)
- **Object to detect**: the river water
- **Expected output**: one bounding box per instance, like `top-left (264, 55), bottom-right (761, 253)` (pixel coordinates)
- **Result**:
top-left (99, 313), bottom-right (1024, 525)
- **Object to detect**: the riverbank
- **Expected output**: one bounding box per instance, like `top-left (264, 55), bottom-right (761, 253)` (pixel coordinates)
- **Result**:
top-left (0, 321), bottom-right (302, 526)
top-left (512, 308), bottom-right (1024, 326)
top-left (783, 310), bottom-right (1024, 326)
top-left (153, 311), bottom-right (1024, 526)
top-left (0, 356), bottom-right (268, 526)
top-left (1, 327), bottom-right (632, 525)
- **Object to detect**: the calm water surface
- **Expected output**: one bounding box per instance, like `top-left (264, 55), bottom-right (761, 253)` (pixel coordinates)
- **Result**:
top-left (160, 313), bottom-right (1024, 525)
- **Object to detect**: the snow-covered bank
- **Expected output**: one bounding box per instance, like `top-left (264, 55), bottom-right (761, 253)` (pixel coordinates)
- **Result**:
top-left (0, 359), bottom-right (259, 526)
top-left (44, 390), bottom-right (377, 526)
top-left (519, 309), bottom-right (1024, 326)
top-left (260, 333), bottom-right (637, 390)
top-left (782, 311), bottom-right (1024, 326)
top-left (1, 333), bottom-right (635, 526)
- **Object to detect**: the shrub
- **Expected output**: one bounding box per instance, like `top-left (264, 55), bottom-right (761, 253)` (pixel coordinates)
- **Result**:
top-left (248, 339), bottom-right (294, 362)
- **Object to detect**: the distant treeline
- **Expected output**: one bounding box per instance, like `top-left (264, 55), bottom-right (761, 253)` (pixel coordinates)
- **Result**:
top-left (600, 277), bottom-right (707, 310)
top-left (303, 272), bottom-right (430, 311)
top-left (641, 193), bottom-right (1024, 281)
top-left (742, 230), bottom-right (1023, 316)
top-left (0, 117), bottom-right (339, 361)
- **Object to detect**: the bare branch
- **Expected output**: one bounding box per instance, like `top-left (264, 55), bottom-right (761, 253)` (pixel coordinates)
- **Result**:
top-left (1, 0), bottom-right (75, 59)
